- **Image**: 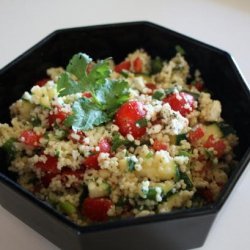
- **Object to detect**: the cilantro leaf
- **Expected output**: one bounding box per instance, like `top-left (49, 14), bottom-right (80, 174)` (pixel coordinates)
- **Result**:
top-left (64, 98), bottom-right (109, 130)
top-left (88, 59), bottom-right (111, 85)
top-left (136, 118), bottom-right (147, 128)
top-left (57, 72), bottom-right (84, 97)
top-left (66, 53), bottom-right (91, 82)
top-left (127, 157), bottom-right (136, 172)
top-left (94, 79), bottom-right (130, 116)
top-left (56, 52), bottom-right (130, 131)
top-left (111, 132), bottom-right (130, 151)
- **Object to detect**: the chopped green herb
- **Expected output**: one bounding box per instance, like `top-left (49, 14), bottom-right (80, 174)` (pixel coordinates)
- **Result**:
top-left (127, 157), bottom-right (136, 172)
top-left (176, 133), bottom-right (187, 145)
top-left (165, 87), bottom-right (177, 96)
top-left (175, 45), bottom-right (186, 56)
top-left (30, 116), bottom-right (41, 126)
top-left (151, 56), bottom-right (163, 74)
top-left (146, 187), bottom-right (160, 200)
top-left (145, 151), bottom-right (154, 159)
top-left (136, 118), bottom-right (148, 128)
top-left (111, 132), bottom-right (130, 152)
top-left (152, 90), bottom-right (165, 100)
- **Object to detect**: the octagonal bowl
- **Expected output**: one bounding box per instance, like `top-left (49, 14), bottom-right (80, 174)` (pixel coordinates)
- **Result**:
top-left (0, 21), bottom-right (249, 250)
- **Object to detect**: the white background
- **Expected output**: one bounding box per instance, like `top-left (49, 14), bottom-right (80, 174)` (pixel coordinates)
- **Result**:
top-left (0, 0), bottom-right (249, 249)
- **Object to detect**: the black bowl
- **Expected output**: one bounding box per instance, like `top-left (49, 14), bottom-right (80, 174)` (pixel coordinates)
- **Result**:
top-left (0, 21), bottom-right (249, 250)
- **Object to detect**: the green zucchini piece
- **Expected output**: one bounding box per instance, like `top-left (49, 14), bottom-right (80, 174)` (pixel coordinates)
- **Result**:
top-left (2, 138), bottom-right (16, 160)
top-left (217, 122), bottom-right (236, 137)
top-left (180, 172), bottom-right (193, 190)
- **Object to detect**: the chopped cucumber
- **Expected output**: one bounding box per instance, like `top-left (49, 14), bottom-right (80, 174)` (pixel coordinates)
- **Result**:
top-left (201, 124), bottom-right (223, 143)
top-left (59, 201), bottom-right (76, 215)
top-left (88, 181), bottom-right (111, 198)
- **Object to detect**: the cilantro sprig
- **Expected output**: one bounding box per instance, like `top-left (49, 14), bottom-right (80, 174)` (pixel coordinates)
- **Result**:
top-left (57, 53), bottom-right (130, 130)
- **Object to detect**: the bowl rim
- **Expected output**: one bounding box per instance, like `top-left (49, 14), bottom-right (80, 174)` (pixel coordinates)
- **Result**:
top-left (0, 21), bottom-right (250, 234)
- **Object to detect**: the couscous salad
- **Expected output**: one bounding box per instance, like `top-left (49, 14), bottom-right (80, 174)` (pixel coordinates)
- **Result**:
top-left (0, 48), bottom-right (238, 225)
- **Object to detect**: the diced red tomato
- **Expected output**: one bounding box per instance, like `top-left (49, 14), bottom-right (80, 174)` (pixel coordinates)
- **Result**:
top-left (114, 101), bottom-right (147, 139)
top-left (82, 92), bottom-right (92, 98)
top-left (204, 135), bottom-right (226, 157)
top-left (153, 140), bottom-right (168, 151)
top-left (98, 138), bottom-right (111, 153)
top-left (188, 126), bottom-right (205, 144)
top-left (35, 78), bottom-right (50, 87)
top-left (82, 197), bottom-right (112, 221)
top-left (146, 83), bottom-right (157, 91)
top-left (163, 92), bottom-right (195, 117)
top-left (114, 61), bottom-right (131, 73)
top-left (35, 155), bottom-right (59, 174)
top-left (49, 106), bottom-right (69, 127)
top-left (85, 154), bottom-right (99, 170)
top-left (41, 173), bottom-right (57, 188)
top-left (20, 130), bottom-right (41, 147)
top-left (133, 57), bottom-right (143, 73)
top-left (68, 130), bottom-right (86, 144)
top-left (84, 138), bottom-right (111, 170)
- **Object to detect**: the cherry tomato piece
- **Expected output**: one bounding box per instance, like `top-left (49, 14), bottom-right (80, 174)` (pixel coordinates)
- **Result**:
top-left (114, 101), bottom-right (147, 139)
top-left (163, 92), bottom-right (195, 117)
top-left (146, 83), bottom-right (157, 91)
top-left (133, 57), bottom-right (143, 73)
top-left (68, 130), bottom-right (86, 144)
top-left (188, 126), bottom-right (205, 144)
top-left (41, 173), bottom-right (57, 188)
top-left (114, 61), bottom-right (131, 73)
top-left (20, 130), bottom-right (41, 147)
top-left (49, 106), bottom-right (69, 127)
top-left (85, 154), bottom-right (99, 170)
top-left (204, 135), bottom-right (226, 157)
top-left (82, 197), bottom-right (112, 221)
top-left (35, 78), bottom-right (50, 87)
top-left (82, 92), bottom-right (92, 98)
top-left (153, 140), bottom-right (168, 151)
top-left (35, 155), bottom-right (59, 174)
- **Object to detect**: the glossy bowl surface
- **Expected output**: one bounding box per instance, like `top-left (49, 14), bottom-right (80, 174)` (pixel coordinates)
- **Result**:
top-left (0, 21), bottom-right (249, 250)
